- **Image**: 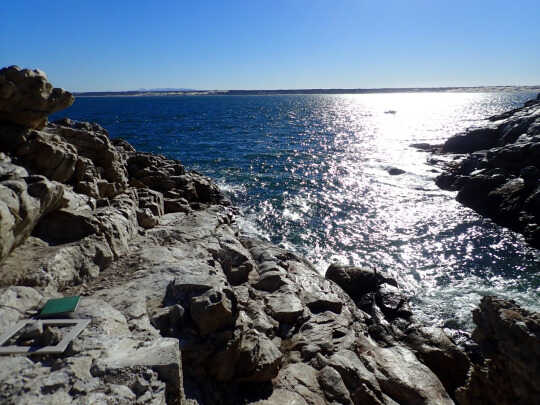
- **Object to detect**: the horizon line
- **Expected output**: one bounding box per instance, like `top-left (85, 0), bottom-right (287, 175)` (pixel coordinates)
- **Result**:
top-left (73, 84), bottom-right (540, 96)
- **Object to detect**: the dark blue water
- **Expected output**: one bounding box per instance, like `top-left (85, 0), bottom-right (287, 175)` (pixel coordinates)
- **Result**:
top-left (52, 92), bottom-right (540, 328)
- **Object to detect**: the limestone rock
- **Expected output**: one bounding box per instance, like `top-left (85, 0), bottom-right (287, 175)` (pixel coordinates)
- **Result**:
top-left (235, 330), bottom-right (282, 382)
top-left (190, 288), bottom-right (236, 336)
top-left (0, 165), bottom-right (65, 263)
top-left (94, 338), bottom-right (184, 404)
top-left (0, 286), bottom-right (43, 330)
top-left (52, 119), bottom-right (129, 196)
top-left (137, 208), bottom-right (159, 229)
top-left (253, 270), bottom-right (287, 292)
top-left (266, 290), bottom-right (304, 324)
top-left (0, 66), bottom-right (73, 129)
top-left (327, 349), bottom-right (389, 405)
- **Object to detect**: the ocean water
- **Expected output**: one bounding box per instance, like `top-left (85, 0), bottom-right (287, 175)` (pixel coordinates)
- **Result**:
top-left (52, 92), bottom-right (540, 329)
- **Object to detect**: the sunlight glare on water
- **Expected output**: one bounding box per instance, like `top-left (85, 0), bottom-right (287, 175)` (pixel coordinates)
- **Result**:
top-left (54, 92), bottom-right (540, 330)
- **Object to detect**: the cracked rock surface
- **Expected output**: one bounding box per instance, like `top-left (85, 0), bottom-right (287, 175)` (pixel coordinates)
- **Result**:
top-left (1, 67), bottom-right (538, 405)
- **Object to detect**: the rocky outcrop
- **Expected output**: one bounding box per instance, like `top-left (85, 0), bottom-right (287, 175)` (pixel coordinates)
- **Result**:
top-left (0, 155), bottom-right (65, 263)
top-left (0, 286), bottom-right (182, 405)
top-left (435, 94), bottom-right (540, 248)
top-left (456, 296), bottom-right (540, 405)
top-left (1, 67), bottom-right (538, 405)
top-left (0, 66), bottom-right (74, 129)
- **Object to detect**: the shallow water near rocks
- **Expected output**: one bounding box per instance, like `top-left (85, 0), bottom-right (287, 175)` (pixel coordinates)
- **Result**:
top-left (53, 92), bottom-right (540, 330)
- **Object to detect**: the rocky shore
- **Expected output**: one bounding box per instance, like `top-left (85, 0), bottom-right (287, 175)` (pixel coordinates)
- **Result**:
top-left (434, 94), bottom-right (540, 248)
top-left (0, 66), bottom-right (539, 405)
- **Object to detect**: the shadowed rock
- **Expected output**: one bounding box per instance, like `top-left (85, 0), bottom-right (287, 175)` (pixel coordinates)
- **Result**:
top-left (0, 66), bottom-right (73, 129)
top-left (436, 95), bottom-right (540, 248)
top-left (456, 296), bottom-right (540, 405)
top-left (325, 263), bottom-right (397, 299)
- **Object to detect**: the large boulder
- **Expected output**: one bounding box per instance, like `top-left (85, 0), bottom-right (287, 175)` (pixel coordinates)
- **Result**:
top-left (456, 296), bottom-right (540, 405)
top-left (0, 66), bottom-right (73, 129)
top-left (190, 288), bottom-right (236, 336)
top-left (325, 263), bottom-right (397, 299)
top-left (442, 127), bottom-right (499, 153)
top-left (404, 326), bottom-right (470, 398)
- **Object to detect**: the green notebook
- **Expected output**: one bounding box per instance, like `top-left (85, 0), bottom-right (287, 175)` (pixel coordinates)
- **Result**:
top-left (39, 296), bottom-right (81, 318)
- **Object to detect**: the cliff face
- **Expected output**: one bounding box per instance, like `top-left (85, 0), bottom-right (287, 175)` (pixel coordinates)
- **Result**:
top-left (0, 66), bottom-right (538, 405)
top-left (435, 94), bottom-right (540, 248)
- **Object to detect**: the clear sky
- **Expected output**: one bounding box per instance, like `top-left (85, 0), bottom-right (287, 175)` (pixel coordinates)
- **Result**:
top-left (1, 0), bottom-right (539, 91)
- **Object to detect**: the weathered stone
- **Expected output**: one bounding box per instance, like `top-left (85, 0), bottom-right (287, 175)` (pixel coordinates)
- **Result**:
top-left (318, 366), bottom-right (353, 405)
top-left (376, 283), bottom-right (412, 319)
top-left (266, 291), bottom-right (304, 324)
top-left (253, 270), bottom-right (287, 292)
top-left (252, 389), bottom-right (308, 405)
top-left (150, 304), bottom-right (185, 335)
top-left (164, 198), bottom-right (191, 214)
top-left (190, 288), bottom-right (235, 336)
top-left (137, 208), bottom-right (159, 229)
top-left (94, 338), bottom-right (184, 405)
top-left (138, 188), bottom-right (165, 216)
top-left (456, 296), bottom-right (540, 405)
top-left (366, 345), bottom-right (454, 405)
top-left (328, 349), bottom-right (388, 405)
top-left (325, 263), bottom-right (397, 299)
top-left (52, 120), bottom-right (129, 194)
top-left (32, 208), bottom-right (98, 244)
top-left (0, 170), bottom-right (64, 263)
top-left (235, 330), bottom-right (282, 382)
top-left (215, 231), bottom-right (255, 285)
top-left (274, 363), bottom-right (325, 404)
top-left (443, 126), bottom-right (499, 153)
top-left (436, 96), bottom-right (540, 248)
top-left (0, 66), bottom-right (73, 129)
top-left (404, 326), bottom-right (470, 397)
top-left (14, 129), bottom-right (79, 182)
top-left (0, 286), bottom-right (43, 330)
top-left (304, 291), bottom-right (343, 314)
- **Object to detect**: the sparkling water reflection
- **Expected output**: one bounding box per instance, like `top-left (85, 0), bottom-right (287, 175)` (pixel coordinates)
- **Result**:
top-left (54, 92), bottom-right (540, 329)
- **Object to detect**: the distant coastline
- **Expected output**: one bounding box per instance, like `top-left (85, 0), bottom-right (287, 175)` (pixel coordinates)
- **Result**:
top-left (74, 85), bottom-right (540, 97)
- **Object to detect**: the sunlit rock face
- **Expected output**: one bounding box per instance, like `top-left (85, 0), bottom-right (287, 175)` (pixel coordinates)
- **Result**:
top-left (437, 94), bottom-right (540, 248)
top-left (0, 65), bottom-right (74, 129)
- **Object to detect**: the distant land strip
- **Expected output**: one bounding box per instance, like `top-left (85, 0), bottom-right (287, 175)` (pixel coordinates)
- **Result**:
top-left (74, 86), bottom-right (540, 97)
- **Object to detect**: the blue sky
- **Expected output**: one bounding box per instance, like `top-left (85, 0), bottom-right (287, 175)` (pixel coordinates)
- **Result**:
top-left (1, 0), bottom-right (539, 91)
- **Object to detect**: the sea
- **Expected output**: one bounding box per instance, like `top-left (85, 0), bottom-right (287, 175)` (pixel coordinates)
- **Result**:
top-left (51, 91), bottom-right (540, 330)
